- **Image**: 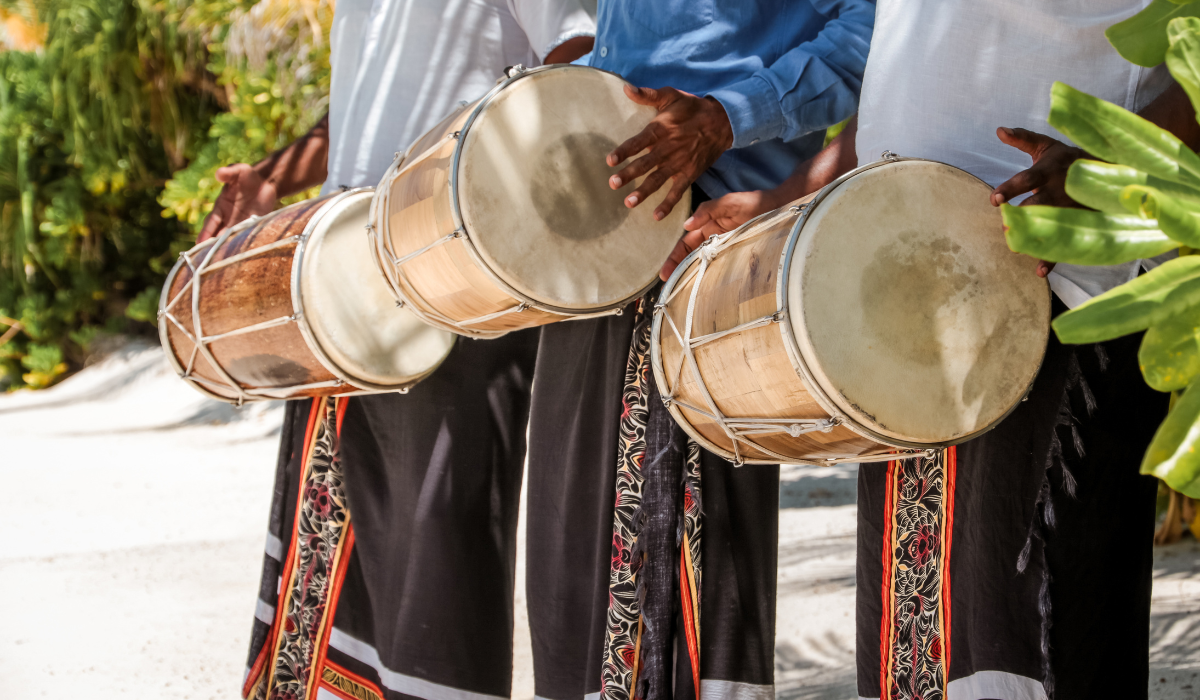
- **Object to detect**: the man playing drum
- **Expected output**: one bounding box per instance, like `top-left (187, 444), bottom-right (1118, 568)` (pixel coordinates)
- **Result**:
top-left (200, 2), bottom-right (595, 698)
top-left (674, 2), bottom-right (1199, 698)
top-left (523, 2), bottom-right (874, 699)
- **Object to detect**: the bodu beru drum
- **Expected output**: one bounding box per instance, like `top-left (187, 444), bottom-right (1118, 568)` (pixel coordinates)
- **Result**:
top-left (159, 188), bottom-right (455, 404)
top-left (368, 64), bottom-right (692, 338)
top-left (651, 156), bottom-right (1051, 465)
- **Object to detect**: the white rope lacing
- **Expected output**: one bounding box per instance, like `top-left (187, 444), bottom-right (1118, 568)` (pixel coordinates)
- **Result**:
top-left (365, 131), bottom-right (623, 338)
top-left (656, 205), bottom-right (869, 464)
top-left (656, 216), bottom-right (841, 466)
top-left (157, 221), bottom-right (308, 406)
top-left (656, 202), bottom-right (931, 466)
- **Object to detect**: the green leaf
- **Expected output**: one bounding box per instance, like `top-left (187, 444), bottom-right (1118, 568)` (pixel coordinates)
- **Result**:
top-left (1053, 255), bottom-right (1200, 344)
top-left (1066, 159), bottom-right (1200, 213)
top-left (1141, 377), bottom-right (1200, 497)
top-left (1048, 82), bottom-right (1200, 190)
top-left (1002, 204), bottom-right (1177, 266)
top-left (1140, 311), bottom-right (1200, 391)
top-left (1168, 18), bottom-right (1200, 115)
top-left (1107, 0), bottom-right (1200, 67)
top-left (1121, 184), bottom-right (1200, 246)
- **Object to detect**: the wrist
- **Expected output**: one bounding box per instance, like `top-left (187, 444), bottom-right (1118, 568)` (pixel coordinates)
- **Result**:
top-left (704, 96), bottom-right (735, 151)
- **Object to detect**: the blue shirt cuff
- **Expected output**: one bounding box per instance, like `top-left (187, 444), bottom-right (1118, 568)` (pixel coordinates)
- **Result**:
top-left (708, 74), bottom-right (785, 149)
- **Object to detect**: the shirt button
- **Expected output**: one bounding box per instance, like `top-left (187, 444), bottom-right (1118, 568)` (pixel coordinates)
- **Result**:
top-left (599, 46), bottom-right (608, 57)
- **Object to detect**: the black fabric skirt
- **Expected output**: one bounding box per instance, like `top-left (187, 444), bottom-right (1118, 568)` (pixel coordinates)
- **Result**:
top-left (525, 298), bottom-right (781, 700)
top-left (242, 330), bottom-right (538, 700)
top-left (856, 312), bottom-right (1167, 700)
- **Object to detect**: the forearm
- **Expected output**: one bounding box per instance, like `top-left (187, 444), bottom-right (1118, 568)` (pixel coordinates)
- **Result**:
top-left (1139, 82), bottom-right (1200, 152)
top-left (251, 113), bottom-right (330, 198)
top-left (544, 35), bottom-right (593, 65)
top-left (767, 116), bottom-right (858, 205)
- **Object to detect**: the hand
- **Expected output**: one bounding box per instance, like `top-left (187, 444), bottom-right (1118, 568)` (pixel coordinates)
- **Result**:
top-left (197, 164), bottom-right (279, 242)
top-left (659, 189), bottom-right (781, 280)
top-left (991, 127), bottom-right (1087, 278)
top-left (607, 85), bottom-right (734, 222)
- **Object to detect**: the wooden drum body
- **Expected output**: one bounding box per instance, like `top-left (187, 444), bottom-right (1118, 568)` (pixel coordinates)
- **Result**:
top-left (651, 157), bottom-right (1051, 465)
top-left (160, 189), bottom-right (455, 404)
top-left (370, 64), bottom-right (691, 338)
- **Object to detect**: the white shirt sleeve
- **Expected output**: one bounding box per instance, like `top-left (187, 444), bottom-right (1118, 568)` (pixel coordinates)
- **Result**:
top-left (507, 0), bottom-right (596, 62)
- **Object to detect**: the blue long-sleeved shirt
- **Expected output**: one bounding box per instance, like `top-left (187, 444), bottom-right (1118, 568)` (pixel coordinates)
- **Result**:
top-left (584, 0), bottom-right (875, 197)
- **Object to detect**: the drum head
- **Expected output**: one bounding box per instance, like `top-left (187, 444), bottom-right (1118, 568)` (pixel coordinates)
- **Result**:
top-left (299, 192), bottom-right (455, 387)
top-left (788, 160), bottom-right (1050, 445)
top-left (456, 65), bottom-right (690, 311)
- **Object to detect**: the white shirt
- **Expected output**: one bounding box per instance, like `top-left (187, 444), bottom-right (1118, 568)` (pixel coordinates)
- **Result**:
top-left (856, 0), bottom-right (1174, 308)
top-left (321, 0), bottom-right (595, 195)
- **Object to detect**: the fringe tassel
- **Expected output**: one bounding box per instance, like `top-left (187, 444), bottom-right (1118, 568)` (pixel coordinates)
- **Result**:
top-left (1016, 346), bottom-right (1100, 698)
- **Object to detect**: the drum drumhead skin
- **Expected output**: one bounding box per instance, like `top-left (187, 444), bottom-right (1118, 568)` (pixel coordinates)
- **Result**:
top-left (298, 191), bottom-right (455, 388)
top-left (650, 157), bottom-right (1050, 464)
top-left (788, 159), bottom-right (1050, 445)
top-left (458, 65), bottom-right (691, 311)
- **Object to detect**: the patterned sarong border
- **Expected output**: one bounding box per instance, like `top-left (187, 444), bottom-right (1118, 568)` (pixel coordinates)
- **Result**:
top-left (321, 658), bottom-right (385, 700)
top-left (600, 305), bottom-right (703, 700)
top-left (880, 447), bottom-right (957, 700)
top-left (244, 397), bottom-right (355, 700)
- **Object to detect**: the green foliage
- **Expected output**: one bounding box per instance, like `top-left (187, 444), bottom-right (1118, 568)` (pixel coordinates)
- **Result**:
top-left (125, 285), bottom-right (159, 322)
top-left (1107, 0), bottom-right (1200, 68)
top-left (1142, 378), bottom-right (1200, 497)
top-left (1050, 256), bottom-right (1200, 344)
top-left (1003, 205), bottom-right (1176, 265)
top-left (0, 0), bottom-right (331, 389)
top-left (158, 0), bottom-right (332, 230)
top-left (1004, 10), bottom-right (1200, 494)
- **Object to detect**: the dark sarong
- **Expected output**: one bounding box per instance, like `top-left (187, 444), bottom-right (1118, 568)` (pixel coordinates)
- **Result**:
top-left (242, 330), bottom-right (538, 700)
top-left (856, 312), bottom-right (1166, 700)
top-left (526, 297), bottom-right (780, 700)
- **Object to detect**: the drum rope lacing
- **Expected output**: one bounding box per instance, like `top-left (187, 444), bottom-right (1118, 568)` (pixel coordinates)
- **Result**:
top-left (158, 225), bottom-right (353, 405)
top-left (161, 201), bottom-right (412, 405)
top-left (654, 207), bottom-right (840, 466)
top-left (364, 136), bottom-right (539, 337)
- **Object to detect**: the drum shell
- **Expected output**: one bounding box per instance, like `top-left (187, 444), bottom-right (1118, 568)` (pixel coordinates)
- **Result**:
top-left (653, 203), bottom-right (893, 464)
top-left (161, 199), bottom-right (345, 402)
top-left (161, 191), bottom-right (450, 403)
top-left (379, 98), bottom-right (563, 333)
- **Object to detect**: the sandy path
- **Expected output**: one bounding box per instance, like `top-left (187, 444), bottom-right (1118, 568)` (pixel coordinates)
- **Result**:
top-left (0, 341), bottom-right (1196, 699)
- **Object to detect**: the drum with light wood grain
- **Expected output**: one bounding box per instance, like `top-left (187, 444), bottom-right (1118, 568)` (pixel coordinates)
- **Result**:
top-left (651, 157), bottom-right (1051, 465)
top-left (159, 189), bottom-right (455, 404)
top-left (368, 64), bottom-right (691, 338)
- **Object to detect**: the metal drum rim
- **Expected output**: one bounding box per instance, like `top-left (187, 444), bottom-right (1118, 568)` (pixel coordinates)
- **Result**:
top-left (777, 155), bottom-right (1048, 450)
top-left (447, 63), bottom-right (668, 318)
top-left (292, 187), bottom-right (448, 395)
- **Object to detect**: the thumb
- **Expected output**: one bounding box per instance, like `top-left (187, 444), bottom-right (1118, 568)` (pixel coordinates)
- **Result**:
top-left (624, 84), bottom-right (663, 107)
top-left (214, 165), bottom-right (242, 184)
top-left (996, 127), bottom-right (1052, 158)
top-left (684, 203), bottom-right (714, 232)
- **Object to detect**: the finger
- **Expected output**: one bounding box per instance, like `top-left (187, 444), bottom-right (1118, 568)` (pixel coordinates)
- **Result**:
top-left (653, 177), bottom-right (691, 221)
top-left (698, 220), bottom-right (730, 240)
top-left (611, 151), bottom-right (662, 189)
top-left (608, 127), bottom-right (659, 169)
top-left (1036, 260), bottom-right (1056, 278)
top-left (214, 165), bottom-right (242, 184)
top-left (996, 127), bottom-right (1053, 158)
top-left (196, 206), bottom-right (226, 243)
top-left (623, 84), bottom-right (664, 108)
top-left (683, 203), bottom-right (714, 231)
top-left (624, 169), bottom-right (672, 209)
top-left (991, 166), bottom-right (1048, 206)
top-left (660, 230), bottom-right (705, 280)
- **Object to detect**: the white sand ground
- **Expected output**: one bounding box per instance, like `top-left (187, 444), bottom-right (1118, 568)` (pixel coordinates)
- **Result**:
top-left (0, 340), bottom-right (1197, 699)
